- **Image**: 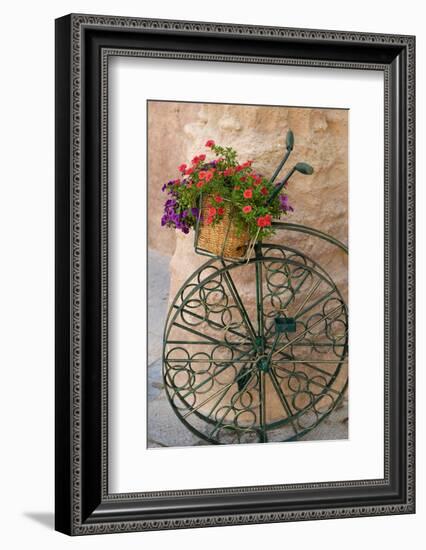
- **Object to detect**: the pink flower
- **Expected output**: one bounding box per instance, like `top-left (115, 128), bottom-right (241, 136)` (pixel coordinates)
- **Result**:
top-left (242, 205), bottom-right (252, 214)
top-left (178, 163), bottom-right (187, 173)
top-left (205, 139), bottom-right (215, 148)
top-left (214, 196), bottom-right (223, 203)
top-left (243, 189), bottom-right (253, 199)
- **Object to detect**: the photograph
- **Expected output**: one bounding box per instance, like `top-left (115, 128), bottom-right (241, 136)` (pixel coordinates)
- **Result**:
top-left (147, 100), bottom-right (349, 447)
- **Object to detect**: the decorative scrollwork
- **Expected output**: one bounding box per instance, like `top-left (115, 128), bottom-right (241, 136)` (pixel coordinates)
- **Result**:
top-left (163, 244), bottom-right (348, 444)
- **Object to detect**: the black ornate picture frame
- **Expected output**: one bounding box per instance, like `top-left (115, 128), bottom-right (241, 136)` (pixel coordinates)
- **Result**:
top-left (55, 13), bottom-right (415, 535)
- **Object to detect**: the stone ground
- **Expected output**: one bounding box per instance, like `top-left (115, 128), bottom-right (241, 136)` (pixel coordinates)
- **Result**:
top-left (147, 248), bottom-right (348, 449)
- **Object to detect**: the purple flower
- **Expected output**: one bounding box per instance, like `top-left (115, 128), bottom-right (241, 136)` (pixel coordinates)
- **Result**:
top-left (162, 179), bottom-right (181, 193)
top-left (279, 194), bottom-right (294, 213)
top-left (160, 197), bottom-right (192, 234)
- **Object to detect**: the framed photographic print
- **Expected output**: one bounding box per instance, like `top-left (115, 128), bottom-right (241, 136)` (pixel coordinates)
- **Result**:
top-left (55, 14), bottom-right (415, 535)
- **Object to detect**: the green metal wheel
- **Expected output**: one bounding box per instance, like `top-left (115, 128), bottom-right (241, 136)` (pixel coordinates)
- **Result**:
top-left (162, 227), bottom-right (348, 445)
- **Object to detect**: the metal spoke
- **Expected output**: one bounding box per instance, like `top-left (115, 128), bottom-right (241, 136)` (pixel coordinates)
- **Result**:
top-left (258, 371), bottom-right (267, 442)
top-left (267, 369), bottom-right (298, 435)
top-left (255, 250), bottom-right (265, 343)
top-left (286, 342), bottom-right (346, 348)
top-left (173, 305), bottom-right (249, 343)
top-left (271, 348), bottom-right (345, 377)
top-left (166, 340), bottom-right (252, 346)
top-left (262, 267), bottom-right (312, 341)
top-left (273, 359), bottom-right (348, 364)
top-left (175, 347), bottom-right (257, 400)
top-left (272, 364), bottom-right (343, 396)
top-left (221, 266), bottom-right (258, 347)
top-left (172, 321), bottom-right (225, 346)
top-left (272, 304), bottom-right (344, 359)
top-left (279, 268), bottom-right (311, 311)
top-left (294, 288), bottom-right (336, 321)
top-left (182, 366), bottom-right (256, 420)
top-left (292, 277), bottom-right (323, 317)
top-left (207, 369), bottom-right (258, 439)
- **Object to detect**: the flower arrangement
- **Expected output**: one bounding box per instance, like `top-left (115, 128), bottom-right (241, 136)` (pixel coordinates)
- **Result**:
top-left (161, 132), bottom-right (313, 249)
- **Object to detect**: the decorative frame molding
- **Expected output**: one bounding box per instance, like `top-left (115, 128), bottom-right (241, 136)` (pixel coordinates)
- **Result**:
top-left (55, 13), bottom-right (415, 535)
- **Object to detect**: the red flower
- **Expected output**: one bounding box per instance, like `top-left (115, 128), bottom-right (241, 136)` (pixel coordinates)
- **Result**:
top-left (204, 171), bottom-right (214, 182)
top-left (218, 207), bottom-right (225, 215)
top-left (260, 187), bottom-right (269, 196)
top-left (208, 207), bottom-right (217, 216)
top-left (257, 215), bottom-right (272, 227)
top-left (206, 216), bottom-right (214, 225)
top-left (243, 189), bottom-right (253, 199)
top-left (252, 174), bottom-right (262, 185)
top-left (192, 154), bottom-right (206, 165)
top-left (224, 168), bottom-right (234, 176)
top-left (196, 181), bottom-right (204, 188)
top-left (240, 176), bottom-right (247, 183)
top-left (242, 160), bottom-right (253, 168)
top-left (185, 167), bottom-right (194, 175)
top-left (242, 205), bottom-right (252, 214)
top-left (198, 171), bottom-right (207, 179)
top-left (205, 139), bottom-right (215, 148)
top-left (178, 163), bottom-right (187, 173)
top-left (214, 196), bottom-right (223, 203)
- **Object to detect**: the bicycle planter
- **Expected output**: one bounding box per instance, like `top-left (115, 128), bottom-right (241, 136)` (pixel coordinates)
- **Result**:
top-left (162, 131), bottom-right (348, 445)
top-left (162, 224), bottom-right (348, 445)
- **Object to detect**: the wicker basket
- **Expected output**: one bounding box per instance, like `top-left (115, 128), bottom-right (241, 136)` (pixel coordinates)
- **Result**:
top-left (197, 195), bottom-right (249, 259)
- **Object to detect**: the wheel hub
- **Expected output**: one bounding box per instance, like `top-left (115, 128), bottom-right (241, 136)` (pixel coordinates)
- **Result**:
top-left (257, 357), bottom-right (270, 373)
